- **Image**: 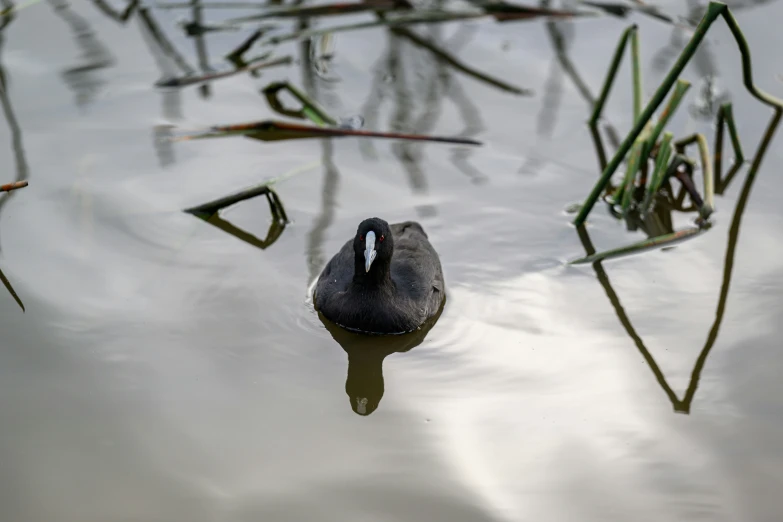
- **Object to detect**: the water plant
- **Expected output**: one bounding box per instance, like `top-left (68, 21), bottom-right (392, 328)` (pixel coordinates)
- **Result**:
top-left (569, 1), bottom-right (783, 264)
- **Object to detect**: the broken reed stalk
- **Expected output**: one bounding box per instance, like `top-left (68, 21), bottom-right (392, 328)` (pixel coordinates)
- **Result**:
top-left (673, 168), bottom-right (703, 210)
top-left (665, 154), bottom-right (694, 195)
top-left (0, 180), bottom-right (27, 192)
top-left (573, 1), bottom-right (783, 227)
top-left (675, 133), bottom-right (715, 218)
top-left (642, 131), bottom-right (672, 213)
top-left (569, 227), bottom-right (705, 265)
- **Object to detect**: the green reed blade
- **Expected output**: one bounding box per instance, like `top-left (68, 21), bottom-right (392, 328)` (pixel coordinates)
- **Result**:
top-left (620, 141), bottom-right (643, 214)
top-left (630, 27), bottom-right (642, 122)
top-left (675, 133), bottom-right (714, 219)
top-left (642, 131), bottom-right (673, 213)
top-left (569, 227), bottom-right (705, 265)
top-left (646, 79), bottom-right (690, 148)
top-left (588, 24), bottom-right (636, 127)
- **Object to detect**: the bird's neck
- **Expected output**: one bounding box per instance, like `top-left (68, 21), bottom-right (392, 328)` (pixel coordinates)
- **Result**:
top-left (353, 257), bottom-right (393, 288)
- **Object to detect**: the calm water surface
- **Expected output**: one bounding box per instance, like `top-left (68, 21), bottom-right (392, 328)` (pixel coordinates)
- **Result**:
top-left (1, 1), bottom-right (783, 521)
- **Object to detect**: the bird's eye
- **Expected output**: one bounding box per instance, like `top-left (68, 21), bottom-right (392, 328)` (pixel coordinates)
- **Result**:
top-left (379, 235), bottom-right (385, 242)
top-left (359, 235), bottom-right (364, 241)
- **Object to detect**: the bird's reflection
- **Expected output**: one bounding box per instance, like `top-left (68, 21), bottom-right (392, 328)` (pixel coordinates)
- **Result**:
top-left (318, 301), bottom-right (444, 416)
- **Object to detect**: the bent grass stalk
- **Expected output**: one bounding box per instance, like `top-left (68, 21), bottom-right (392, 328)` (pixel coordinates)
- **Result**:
top-left (675, 133), bottom-right (715, 219)
top-left (569, 227), bottom-right (705, 265)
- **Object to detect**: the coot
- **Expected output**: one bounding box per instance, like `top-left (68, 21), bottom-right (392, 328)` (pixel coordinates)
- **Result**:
top-left (313, 217), bottom-right (445, 334)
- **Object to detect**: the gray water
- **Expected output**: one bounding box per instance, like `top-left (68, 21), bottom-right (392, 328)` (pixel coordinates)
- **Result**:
top-left (1, 0), bottom-right (783, 520)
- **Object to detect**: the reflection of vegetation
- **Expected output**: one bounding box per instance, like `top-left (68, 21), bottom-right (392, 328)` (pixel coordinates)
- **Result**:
top-left (0, 0), bottom-right (27, 310)
top-left (571, 2), bottom-right (783, 265)
top-left (298, 23), bottom-right (343, 284)
top-left (91, 0), bottom-right (138, 23)
top-left (521, 0), bottom-right (622, 176)
top-left (319, 300), bottom-right (444, 416)
top-left (184, 182), bottom-right (289, 251)
top-left (156, 56), bottom-right (289, 88)
top-left (575, 109), bottom-right (781, 413)
top-left (387, 23), bottom-right (531, 96)
top-left (49, 0), bottom-right (114, 108)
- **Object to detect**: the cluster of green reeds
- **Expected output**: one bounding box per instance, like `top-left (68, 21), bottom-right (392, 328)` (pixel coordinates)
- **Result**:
top-left (569, 1), bottom-right (783, 265)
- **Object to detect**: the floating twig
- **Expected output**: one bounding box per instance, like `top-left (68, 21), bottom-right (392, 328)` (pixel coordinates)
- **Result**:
top-left (225, 0), bottom-right (409, 24)
top-left (579, 0), bottom-right (680, 25)
top-left (168, 119), bottom-right (483, 145)
top-left (674, 133), bottom-right (714, 219)
top-left (0, 180), bottom-right (27, 192)
top-left (0, 266), bottom-right (24, 311)
top-left (155, 55), bottom-right (291, 88)
top-left (184, 161), bottom-right (321, 251)
top-left (262, 81), bottom-right (338, 126)
top-left (569, 227), bottom-right (705, 265)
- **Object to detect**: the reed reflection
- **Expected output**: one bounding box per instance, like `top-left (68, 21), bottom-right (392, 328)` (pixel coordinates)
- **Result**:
top-left (50, 0), bottom-right (114, 108)
top-left (575, 109), bottom-right (781, 413)
top-left (0, 2), bottom-right (27, 310)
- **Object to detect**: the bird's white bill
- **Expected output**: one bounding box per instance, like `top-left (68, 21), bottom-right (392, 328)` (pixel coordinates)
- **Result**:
top-left (364, 231), bottom-right (377, 272)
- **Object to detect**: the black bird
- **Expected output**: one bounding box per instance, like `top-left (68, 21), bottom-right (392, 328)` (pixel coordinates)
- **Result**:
top-left (314, 217), bottom-right (445, 335)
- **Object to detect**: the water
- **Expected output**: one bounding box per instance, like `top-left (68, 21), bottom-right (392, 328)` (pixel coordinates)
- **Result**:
top-left (1, 1), bottom-right (783, 520)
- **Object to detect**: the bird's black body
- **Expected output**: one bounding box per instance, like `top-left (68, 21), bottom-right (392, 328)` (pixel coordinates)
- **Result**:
top-left (313, 217), bottom-right (445, 335)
